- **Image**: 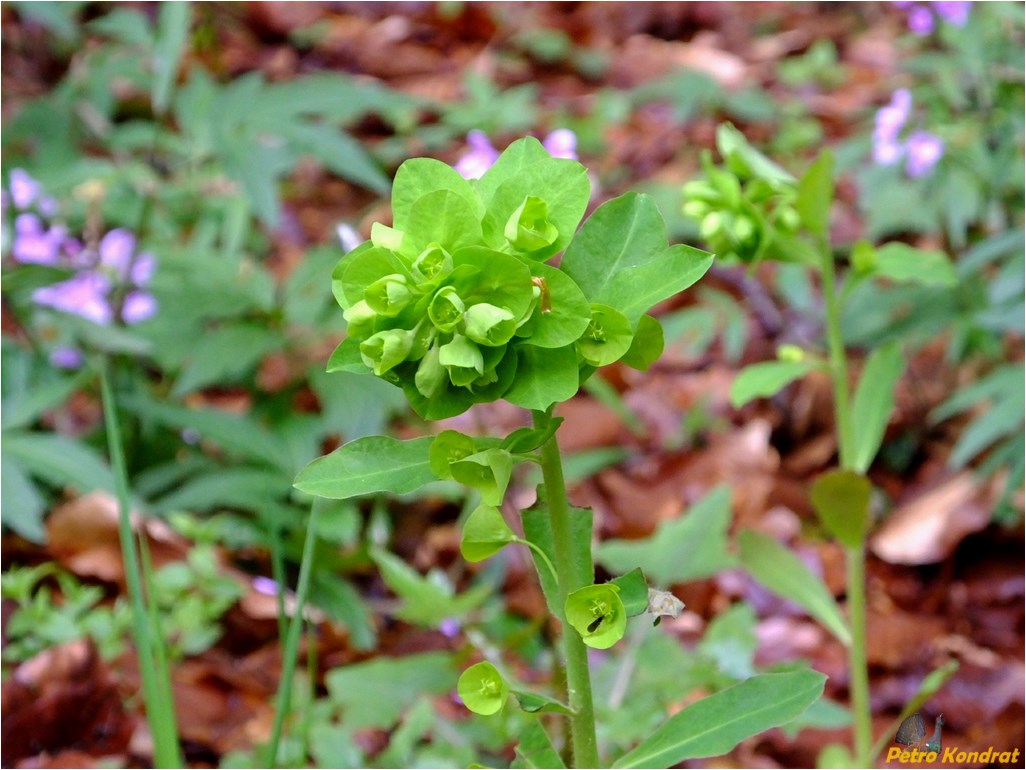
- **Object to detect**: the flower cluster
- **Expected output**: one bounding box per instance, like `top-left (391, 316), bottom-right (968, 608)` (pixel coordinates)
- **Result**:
top-left (3, 169), bottom-right (159, 329)
top-left (895, 1), bottom-right (971, 36)
top-left (681, 125), bottom-right (803, 264)
top-left (872, 89), bottom-right (944, 178)
top-left (329, 137), bottom-right (597, 419)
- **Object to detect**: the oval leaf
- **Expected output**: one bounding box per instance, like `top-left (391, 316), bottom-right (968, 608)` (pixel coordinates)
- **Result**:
top-left (461, 505), bottom-right (516, 562)
top-left (810, 469), bottom-right (872, 548)
top-left (850, 342), bottom-right (905, 474)
top-left (737, 529), bottom-right (851, 646)
top-left (612, 669), bottom-right (826, 768)
top-left (293, 436), bottom-right (435, 499)
top-left (730, 360), bottom-right (819, 408)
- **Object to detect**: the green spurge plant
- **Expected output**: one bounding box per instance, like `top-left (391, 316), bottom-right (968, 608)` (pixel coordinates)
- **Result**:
top-left (294, 137), bottom-right (827, 768)
top-left (684, 124), bottom-right (963, 768)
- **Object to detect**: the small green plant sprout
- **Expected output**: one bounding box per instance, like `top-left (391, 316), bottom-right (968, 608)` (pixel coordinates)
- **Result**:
top-left (295, 136), bottom-right (827, 767)
top-left (684, 124), bottom-right (961, 767)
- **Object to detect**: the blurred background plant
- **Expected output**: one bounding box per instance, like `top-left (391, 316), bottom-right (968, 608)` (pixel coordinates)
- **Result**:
top-left (1, 2), bottom-right (1022, 768)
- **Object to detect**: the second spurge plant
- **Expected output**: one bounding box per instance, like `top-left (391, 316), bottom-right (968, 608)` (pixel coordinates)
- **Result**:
top-left (295, 137), bottom-right (826, 768)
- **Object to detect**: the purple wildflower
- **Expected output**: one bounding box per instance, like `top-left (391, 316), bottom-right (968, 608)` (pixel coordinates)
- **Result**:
top-left (905, 131), bottom-right (945, 178)
top-left (11, 213), bottom-right (66, 265)
top-left (122, 290), bottom-right (158, 324)
top-left (455, 130), bottom-right (501, 180)
top-left (542, 128), bottom-right (578, 160)
top-left (438, 617), bottom-right (461, 638)
top-left (33, 272), bottom-right (113, 325)
top-left (98, 228), bottom-right (155, 285)
top-left (899, 1), bottom-right (972, 35)
top-left (8, 169), bottom-right (41, 210)
top-left (49, 346), bottom-right (85, 370)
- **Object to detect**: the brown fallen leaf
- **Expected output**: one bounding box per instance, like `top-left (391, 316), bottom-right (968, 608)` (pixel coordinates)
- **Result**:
top-left (870, 472), bottom-right (992, 565)
top-left (1, 640), bottom-right (132, 766)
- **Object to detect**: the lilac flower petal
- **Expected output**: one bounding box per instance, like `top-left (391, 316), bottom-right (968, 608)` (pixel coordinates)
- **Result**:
top-left (98, 228), bottom-right (137, 279)
top-left (130, 252), bottom-right (156, 286)
top-left (907, 4), bottom-right (935, 34)
top-left (905, 130), bottom-right (944, 178)
top-left (33, 272), bottom-right (113, 325)
top-left (934, 1), bottom-right (971, 26)
top-left (336, 223), bottom-right (364, 253)
top-left (50, 346), bottom-right (84, 370)
top-left (252, 576), bottom-right (280, 596)
top-left (9, 169), bottom-right (40, 210)
top-left (874, 105), bottom-right (907, 141)
top-left (12, 215), bottom-right (66, 265)
top-left (455, 131), bottom-right (500, 180)
top-left (873, 136), bottom-right (905, 166)
top-left (890, 88), bottom-right (912, 120)
top-left (543, 128), bottom-right (578, 160)
top-left (439, 617), bottom-right (461, 638)
top-left (122, 290), bottom-right (158, 324)
top-left (38, 196), bottom-right (59, 217)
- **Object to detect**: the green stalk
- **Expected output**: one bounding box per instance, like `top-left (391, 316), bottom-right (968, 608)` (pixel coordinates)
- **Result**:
top-left (819, 242), bottom-right (872, 766)
top-left (533, 411), bottom-right (600, 769)
top-left (267, 497), bottom-right (323, 767)
top-left (100, 363), bottom-right (183, 768)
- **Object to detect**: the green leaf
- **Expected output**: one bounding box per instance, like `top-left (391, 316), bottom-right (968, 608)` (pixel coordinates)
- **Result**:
top-left (119, 396), bottom-right (292, 472)
top-left (796, 151), bottom-right (834, 235)
top-left (281, 122), bottom-right (390, 196)
top-left (1, 368), bottom-right (92, 431)
top-left (451, 449), bottom-right (513, 507)
top-left (561, 193), bottom-right (713, 324)
top-left (405, 189), bottom-right (484, 254)
top-left (504, 344), bottom-right (580, 411)
top-left (729, 360), bottom-right (819, 408)
top-left (2, 430), bottom-right (115, 495)
top-left (850, 342), bottom-right (906, 473)
top-left (151, 1), bottom-right (190, 114)
top-left (154, 467), bottom-right (291, 514)
top-left (293, 436), bottom-right (435, 499)
top-left (325, 651), bottom-right (456, 730)
top-left (809, 470), bottom-right (871, 548)
top-left (392, 158), bottom-right (483, 230)
top-left (513, 718), bottom-right (567, 769)
top-left (458, 661), bottom-right (510, 716)
top-left (698, 602), bottom-right (757, 679)
top-left (369, 546), bottom-right (491, 626)
top-left (737, 529), bottom-right (851, 645)
top-left (0, 458), bottom-right (46, 543)
top-left (873, 243), bottom-right (958, 287)
top-left (521, 500), bottom-right (593, 617)
top-left (620, 314), bottom-right (665, 372)
top-left (521, 262), bottom-right (591, 348)
top-left (609, 568), bottom-right (649, 616)
top-left (612, 669), bottom-right (826, 768)
top-left (595, 486), bottom-right (734, 586)
top-left (170, 323), bottom-right (284, 398)
top-left (460, 505), bottom-right (516, 562)
top-left (475, 136), bottom-right (558, 208)
top-left (716, 123), bottom-right (795, 185)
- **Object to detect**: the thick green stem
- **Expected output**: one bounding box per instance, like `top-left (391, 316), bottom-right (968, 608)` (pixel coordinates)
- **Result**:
top-left (100, 363), bottom-right (183, 768)
top-left (533, 411), bottom-right (600, 768)
top-left (846, 546), bottom-right (872, 766)
top-left (819, 243), bottom-right (872, 766)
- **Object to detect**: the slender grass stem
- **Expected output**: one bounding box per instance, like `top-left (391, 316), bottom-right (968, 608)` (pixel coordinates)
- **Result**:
top-left (533, 411), bottom-right (600, 769)
top-left (267, 496), bottom-right (323, 767)
top-left (100, 362), bottom-right (182, 768)
top-left (819, 241), bottom-right (872, 766)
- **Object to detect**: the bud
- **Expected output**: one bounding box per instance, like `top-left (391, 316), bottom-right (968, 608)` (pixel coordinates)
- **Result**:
top-left (413, 242), bottom-right (453, 282)
top-left (360, 328), bottom-right (414, 376)
top-left (776, 344), bottom-right (806, 363)
top-left (439, 333), bottom-right (484, 386)
top-left (682, 200), bottom-right (709, 220)
top-left (732, 216), bottom-right (755, 244)
top-left (365, 273), bottom-right (414, 317)
top-left (428, 286), bottom-right (465, 332)
top-left (504, 195), bottom-right (559, 253)
top-left (777, 206), bottom-right (801, 234)
top-left (415, 343), bottom-right (447, 398)
top-left (464, 303), bottom-right (516, 346)
top-left (342, 300), bottom-right (378, 339)
top-left (700, 212), bottom-right (724, 241)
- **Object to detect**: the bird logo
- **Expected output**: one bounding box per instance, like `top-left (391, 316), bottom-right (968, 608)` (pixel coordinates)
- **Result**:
top-left (895, 712), bottom-right (945, 753)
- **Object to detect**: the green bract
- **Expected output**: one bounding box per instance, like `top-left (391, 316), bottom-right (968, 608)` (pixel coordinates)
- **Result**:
top-left (328, 137), bottom-right (713, 419)
top-left (460, 504), bottom-right (516, 562)
top-left (565, 583), bottom-right (627, 649)
top-left (457, 661), bottom-right (510, 716)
